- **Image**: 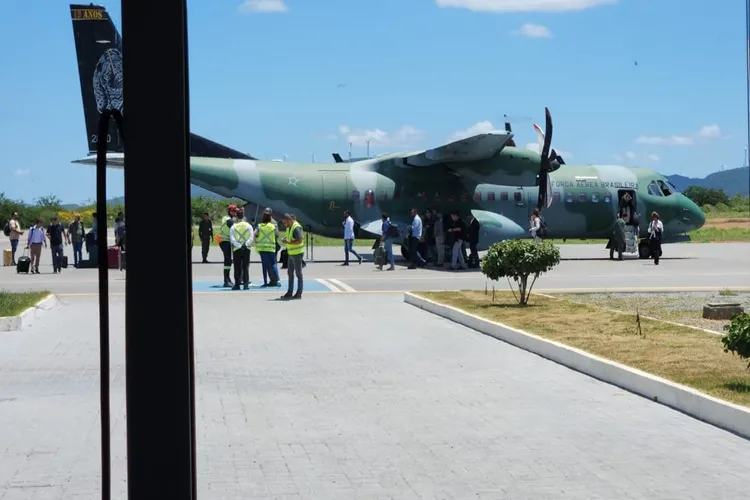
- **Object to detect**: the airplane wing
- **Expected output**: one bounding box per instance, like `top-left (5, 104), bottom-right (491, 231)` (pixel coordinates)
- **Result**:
top-left (357, 218), bottom-right (412, 239)
top-left (71, 153), bottom-right (125, 169)
top-left (399, 132), bottom-right (515, 167)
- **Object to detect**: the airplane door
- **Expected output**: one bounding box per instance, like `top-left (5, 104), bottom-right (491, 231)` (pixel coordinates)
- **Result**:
top-left (510, 187), bottom-right (528, 227)
top-left (322, 172), bottom-right (348, 225)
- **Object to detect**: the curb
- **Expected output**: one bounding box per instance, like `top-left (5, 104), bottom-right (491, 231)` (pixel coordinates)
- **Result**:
top-left (0, 294), bottom-right (59, 332)
top-left (403, 292), bottom-right (750, 441)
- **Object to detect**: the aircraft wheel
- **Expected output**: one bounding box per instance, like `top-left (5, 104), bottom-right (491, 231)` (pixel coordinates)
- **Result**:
top-left (638, 242), bottom-right (650, 259)
top-left (401, 245), bottom-right (410, 262)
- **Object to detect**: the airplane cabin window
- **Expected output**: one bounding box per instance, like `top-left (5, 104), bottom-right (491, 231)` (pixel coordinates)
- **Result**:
top-left (666, 180), bottom-right (681, 193)
top-left (553, 192), bottom-right (561, 203)
top-left (591, 192), bottom-right (599, 203)
top-left (351, 190), bottom-right (360, 200)
top-left (500, 192), bottom-right (508, 201)
top-left (488, 192), bottom-right (496, 201)
top-left (566, 193), bottom-right (574, 203)
top-left (604, 193), bottom-right (612, 203)
top-left (474, 192), bottom-right (481, 201)
top-left (364, 189), bottom-right (375, 208)
top-left (514, 192), bottom-right (523, 202)
top-left (657, 180), bottom-right (672, 196)
top-left (578, 193), bottom-right (587, 202)
top-left (647, 181), bottom-right (662, 197)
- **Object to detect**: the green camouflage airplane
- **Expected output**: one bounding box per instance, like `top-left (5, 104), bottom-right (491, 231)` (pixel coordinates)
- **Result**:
top-left (69, 3), bottom-right (705, 260)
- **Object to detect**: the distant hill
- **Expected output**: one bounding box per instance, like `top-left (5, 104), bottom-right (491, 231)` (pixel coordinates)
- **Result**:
top-left (667, 166), bottom-right (749, 196)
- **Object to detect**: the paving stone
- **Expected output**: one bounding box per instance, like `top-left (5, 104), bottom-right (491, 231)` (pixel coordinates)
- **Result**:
top-left (0, 294), bottom-right (748, 499)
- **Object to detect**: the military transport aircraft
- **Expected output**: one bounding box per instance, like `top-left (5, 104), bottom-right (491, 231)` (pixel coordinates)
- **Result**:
top-left (69, 3), bottom-right (706, 260)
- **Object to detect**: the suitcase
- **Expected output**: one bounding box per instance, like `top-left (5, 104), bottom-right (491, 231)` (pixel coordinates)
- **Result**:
top-left (107, 246), bottom-right (119, 269)
top-left (373, 246), bottom-right (385, 266)
top-left (3, 248), bottom-right (11, 266)
top-left (119, 250), bottom-right (126, 271)
top-left (280, 249), bottom-right (288, 268)
top-left (16, 249), bottom-right (30, 274)
top-left (61, 255), bottom-right (68, 269)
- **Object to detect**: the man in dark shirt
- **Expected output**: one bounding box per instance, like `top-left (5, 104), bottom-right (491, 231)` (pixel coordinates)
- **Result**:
top-left (466, 213), bottom-right (481, 267)
top-left (448, 212), bottom-right (468, 270)
top-left (47, 216), bottom-right (69, 274)
top-left (198, 212), bottom-right (213, 263)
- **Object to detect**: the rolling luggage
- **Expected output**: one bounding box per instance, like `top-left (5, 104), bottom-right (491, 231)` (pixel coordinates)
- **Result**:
top-left (107, 246), bottom-right (119, 269)
top-left (16, 249), bottom-right (30, 274)
top-left (61, 255), bottom-right (68, 269)
top-left (3, 248), bottom-right (11, 266)
top-left (373, 246), bottom-right (385, 267)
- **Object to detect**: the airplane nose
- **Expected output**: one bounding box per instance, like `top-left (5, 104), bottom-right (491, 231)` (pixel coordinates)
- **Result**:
top-left (680, 195), bottom-right (705, 231)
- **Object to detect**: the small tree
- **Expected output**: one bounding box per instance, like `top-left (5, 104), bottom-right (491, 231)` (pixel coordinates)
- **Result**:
top-left (722, 313), bottom-right (750, 369)
top-left (480, 239), bottom-right (561, 305)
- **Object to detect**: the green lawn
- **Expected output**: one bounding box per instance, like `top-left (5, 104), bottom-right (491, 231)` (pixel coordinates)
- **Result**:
top-left (0, 291), bottom-right (50, 317)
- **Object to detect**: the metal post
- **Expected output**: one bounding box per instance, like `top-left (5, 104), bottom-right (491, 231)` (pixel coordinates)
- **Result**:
top-left (121, 0), bottom-right (196, 498)
top-left (366, 139), bottom-right (370, 158)
top-left (348, 142), bottom-right (352, 161)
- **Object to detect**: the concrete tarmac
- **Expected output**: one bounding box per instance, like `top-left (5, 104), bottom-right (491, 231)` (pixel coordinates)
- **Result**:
top-left (2, 240), bottom-right (749, 296)
top-left (2, 293), bottom-right (749, 499)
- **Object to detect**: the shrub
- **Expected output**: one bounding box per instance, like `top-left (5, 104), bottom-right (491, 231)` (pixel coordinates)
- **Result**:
top-left (722, 312), bottom-right (750, 369)
top-left (480, 239), bottom-right (561, 305)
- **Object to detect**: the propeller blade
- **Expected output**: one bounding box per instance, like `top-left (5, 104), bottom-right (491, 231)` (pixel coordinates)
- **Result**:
top-left (533, 123), bottom-right (544, 153)
top-left (537, 108), bottom-right (554, 210)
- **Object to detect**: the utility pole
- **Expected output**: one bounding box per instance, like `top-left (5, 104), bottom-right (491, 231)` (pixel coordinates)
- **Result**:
top-left (348, 142), bottom-right (352, 161)
top-left (312, 152), bottom-right (316, 163)
top-left (366, 139), bottom-right (370, 158)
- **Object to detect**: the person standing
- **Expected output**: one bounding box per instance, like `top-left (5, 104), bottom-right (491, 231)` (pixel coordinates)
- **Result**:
top-left (407, 208), bottom-right (426, 270)
top-left (466, 213), bottom-right (480, 268)
top-left (229, 208), bottom-right (253, 290)
top-left (379, 213), bottom-right (396, 271)
top-left (608, 211), bottom-right (626, 260)
top-left (68, 213), bottom-right (85, 267)
top-left (432, 209), bottom-right (445, 267)
top-left (529, 208), bottom-right (542, 244)
top-left (26, 218), bottom-right (46, 274)
top-left (218, 204), bottom-right (238, 287)
top-left (7, 212), bottom-right (24, 266)
top-left (198, 212), bottom-right (213, 263)
top-left (254, 211), bottom-right (281, 287)
top-left (47, 216), bottom-right (68, 274)
top-left (281, 213), bottom-right (304, 299)
top-left (342, 210), bottom-right (362, 266)
top-left (448, 212), bottom-right (468, 270)
top-left (647, 211), bottom-right (663, 265)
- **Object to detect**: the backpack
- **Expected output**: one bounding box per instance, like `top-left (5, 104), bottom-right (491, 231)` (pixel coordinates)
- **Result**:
top-left (2, 221), bottom-right (10, 237)
top-left (386, 223), bottom-right (400, 238)
top-left (537, 216), bottom-right (548, 238)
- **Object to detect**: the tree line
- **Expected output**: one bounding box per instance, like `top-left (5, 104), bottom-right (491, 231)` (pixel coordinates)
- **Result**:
top-left (681, 186), bottom-right (749, 213)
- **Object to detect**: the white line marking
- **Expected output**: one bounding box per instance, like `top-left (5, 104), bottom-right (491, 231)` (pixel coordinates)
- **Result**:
top-left (328, 279), bottom-right (356, 292)
top-left (316, 279), bottom-right (342, 292)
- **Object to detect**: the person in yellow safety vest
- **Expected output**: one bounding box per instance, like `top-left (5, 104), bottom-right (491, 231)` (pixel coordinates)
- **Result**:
top-left (254, 211), bottom-right (281, 288)
top-left (218, 204), bottom-right (238, 287)
top-left (229, 208), bottom-right (253, 290)
top-left (280, 213), bottom-right (304, 300)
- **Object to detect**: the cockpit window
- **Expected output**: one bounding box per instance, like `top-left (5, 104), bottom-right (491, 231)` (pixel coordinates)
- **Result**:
top-left (657, 180), bottom-right (673, 196)
top-left (665, 180), bottom-right (680, 193)
top-left (647, 181), bottom-right (662, 197)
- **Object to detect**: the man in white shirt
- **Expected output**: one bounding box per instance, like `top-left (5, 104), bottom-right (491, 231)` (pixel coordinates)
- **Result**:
top-left (7, 212), bottom-right (24, 265)
top-left (230, 208), bottom-right (254, 289)
top-left (647, 211), bottom-right (664, 265)
top-left (342, 210), bottom-right (362, 266)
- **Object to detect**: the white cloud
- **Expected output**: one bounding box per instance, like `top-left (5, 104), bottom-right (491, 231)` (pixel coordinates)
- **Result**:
top-left (336, 124), bottom-right (424, 148)
top-left (524, 142), bottom-right (573, 159)
top-left (516, 23), bottom-right (552, 38)
top-left (646, 154), bottom-right (659, 162)
top-left (14, 169), bottom-right (30, 177)
top-left (635, 124), bottom-right (723, 146)
top-left (238, 0), bottom-right (288, 13)
top-left (434, 0), bottom-right (617, 12)
top-left (613, 154), bottom-right (624, 161)
top-left (625, 151), bottom-right (636, 159)
top-left (450, 120), bottom-right (499, 141)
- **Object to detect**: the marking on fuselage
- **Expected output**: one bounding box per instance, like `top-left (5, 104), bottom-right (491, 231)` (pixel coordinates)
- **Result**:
top-left (288, 176), bottom-right (299, 186)
top-left (328, 201), bottom-right (340, 210)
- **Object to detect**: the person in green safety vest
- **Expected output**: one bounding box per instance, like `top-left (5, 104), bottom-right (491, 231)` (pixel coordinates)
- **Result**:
top-left (254, 211), bottom-right (281, 287)
top-left (229, 208), bottom-right (253, 290)
top-left (280, 213), bottom-right (304, 300)
top-left (218, 204), bottom-right (238, 287)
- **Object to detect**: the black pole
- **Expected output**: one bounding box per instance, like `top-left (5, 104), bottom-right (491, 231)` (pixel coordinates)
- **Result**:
top-left (121, 0), bottom-right (196, 497)
top-left (96, 109), bottom-right (122, 500)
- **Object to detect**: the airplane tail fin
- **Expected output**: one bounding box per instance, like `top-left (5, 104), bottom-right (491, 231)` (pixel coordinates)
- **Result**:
top-left (69, 3), bottom-right (255, 161)
top-left (70, 4), bottom-right (123, 155)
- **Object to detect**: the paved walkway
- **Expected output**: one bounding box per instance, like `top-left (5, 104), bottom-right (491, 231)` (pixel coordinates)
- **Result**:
top-left (1, 294), bottom-right (749, 499)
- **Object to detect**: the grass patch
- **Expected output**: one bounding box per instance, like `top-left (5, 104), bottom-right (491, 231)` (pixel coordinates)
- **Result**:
top-left (0, 291), bottom-right (50, 317)
top-left (689, 226), bottom-right (750, 242)
top-left (417, 290), bottom-right (750, 407)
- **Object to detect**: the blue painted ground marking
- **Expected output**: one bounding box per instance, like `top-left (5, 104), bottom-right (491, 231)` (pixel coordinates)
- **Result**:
top-left (192, 280), bottom-right (331, 293)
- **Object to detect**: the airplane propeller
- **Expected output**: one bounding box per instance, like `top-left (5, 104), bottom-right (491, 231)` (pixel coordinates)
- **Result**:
top-left (535, 107), bottom-right (564, 211)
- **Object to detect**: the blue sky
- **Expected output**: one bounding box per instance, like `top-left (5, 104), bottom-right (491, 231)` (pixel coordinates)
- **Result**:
top-left (0, 0), bottom-right (747, 204)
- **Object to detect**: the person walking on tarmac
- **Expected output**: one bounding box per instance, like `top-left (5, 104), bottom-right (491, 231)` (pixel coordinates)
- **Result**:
top-left (198, 212), bottom-right (213, 263)
top-left (255, 211), bottom-right (281, 287)
top-left (218, 204), bottom-right (238, 287)
top-left (230, 208), bottom-right (253, 290)
top-left (281, 213), bottom-right (304, 300)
